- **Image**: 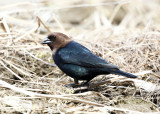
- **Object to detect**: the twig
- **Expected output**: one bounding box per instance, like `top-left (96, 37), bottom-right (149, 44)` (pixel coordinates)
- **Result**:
top-left (109, 4), bottom-right (122, 24)
top-left (0, 2), bottom-right (37, 10)
top-left (1, 58), bottom-right (32, 77)
top-left (0, 77), bottom-right (48, 86)
top-left (0, 80), bottom-right (104, 107)
top-left (120, 79), bottom-right (160, 92)
top-left (0, 80), bottom-right (35, 96)
top-left (0, 60), bottom-right (24, 80)
top-left (53, 14), bottom-right (65, 33)
top-left (0, 18), bottom-right (12, 39)
top-left (13, 26), bottom-right (38, 44)
top-left (24, 50), bottom-right (56, 67)
top-left (40, 1), bottom-right (131, 11)
top-left (0, 1), bottom-right (130, 12)
top-left (0, 79), bottom-right (145, 113)
top-left (36, 16), bottom-right (51, 33)
top-left (0, 80), bottom-right (152, 113)
top-left (134, 70), bottom-right (152, 76)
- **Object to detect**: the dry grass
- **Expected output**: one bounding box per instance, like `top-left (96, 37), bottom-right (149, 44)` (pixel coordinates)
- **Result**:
top-left (0, 0), bottom-right (160, 113)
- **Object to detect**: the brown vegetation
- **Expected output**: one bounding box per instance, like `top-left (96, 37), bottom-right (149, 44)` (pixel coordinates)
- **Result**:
top-left (0, 0), bottom-right (160, 113)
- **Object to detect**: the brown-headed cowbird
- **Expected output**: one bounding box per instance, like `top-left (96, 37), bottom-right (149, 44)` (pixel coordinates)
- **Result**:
top-left (42, 32), bottom-right (137, 87)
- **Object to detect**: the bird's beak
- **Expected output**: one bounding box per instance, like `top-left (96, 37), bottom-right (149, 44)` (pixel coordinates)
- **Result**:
top-left (41, 37), bottom-right (51, 44)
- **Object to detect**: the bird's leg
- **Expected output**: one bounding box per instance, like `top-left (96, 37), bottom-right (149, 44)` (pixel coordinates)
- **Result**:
top-left (65, 78), bottom-right (79, 88)
top-left (74, 78), bottom-right (79, 84)
top-left (81, 80), bottom-right (90, 87)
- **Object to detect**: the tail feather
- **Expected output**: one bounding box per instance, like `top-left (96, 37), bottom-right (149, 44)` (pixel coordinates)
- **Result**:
top-left (110, 70), bottom-right (137, 78)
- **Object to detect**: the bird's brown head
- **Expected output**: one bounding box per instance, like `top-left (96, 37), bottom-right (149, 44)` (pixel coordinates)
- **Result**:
top-left (41, 32), bottom-right (72, 51)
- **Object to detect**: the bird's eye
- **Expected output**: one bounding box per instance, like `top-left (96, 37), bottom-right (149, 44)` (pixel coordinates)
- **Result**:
top-left (52, 35), bottom-right (56, 39)
top-left (48, 35), bottom-right (56, 41)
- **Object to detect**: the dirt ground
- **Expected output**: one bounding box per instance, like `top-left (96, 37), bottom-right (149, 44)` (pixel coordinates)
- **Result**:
top-left (0, 0), bottom-right (160, 113)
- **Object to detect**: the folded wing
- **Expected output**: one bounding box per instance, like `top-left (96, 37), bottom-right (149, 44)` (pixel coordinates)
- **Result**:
top-left (58, 41), bottom-right (119, 69)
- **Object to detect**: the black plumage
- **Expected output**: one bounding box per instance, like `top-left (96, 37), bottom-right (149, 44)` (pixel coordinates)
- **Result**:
top-left (42, 32), bottom-right (137, 87)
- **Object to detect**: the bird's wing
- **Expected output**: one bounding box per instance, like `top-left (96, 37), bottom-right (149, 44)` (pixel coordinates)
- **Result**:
top-left (58, 41), bottom-right (119, 69)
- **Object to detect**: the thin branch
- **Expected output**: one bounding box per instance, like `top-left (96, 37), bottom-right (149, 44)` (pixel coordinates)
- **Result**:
top-left (1, 18), bottom-right (12, 39)
top-left (0, 80), bottom-right (104, 107)
top-left (0, 60), bottom-right (24, 80)
top-left (0, 79), bottom-right (144, 113)
top-left (36, 16), bottom-right (51, 33)
top-left (1, 58), bottom-right (32, 77)
top-left (24, 50), bottom-right (56, 67)
top-left (13, 26), bottom-right (38, 44)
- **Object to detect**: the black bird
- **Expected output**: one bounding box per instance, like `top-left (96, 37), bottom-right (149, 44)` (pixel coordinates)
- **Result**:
top-left (42, 32), bottom-right (137, 87)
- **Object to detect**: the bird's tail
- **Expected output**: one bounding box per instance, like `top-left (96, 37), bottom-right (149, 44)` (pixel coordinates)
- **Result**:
top-left (110, 70), bottom-right (137, 78)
